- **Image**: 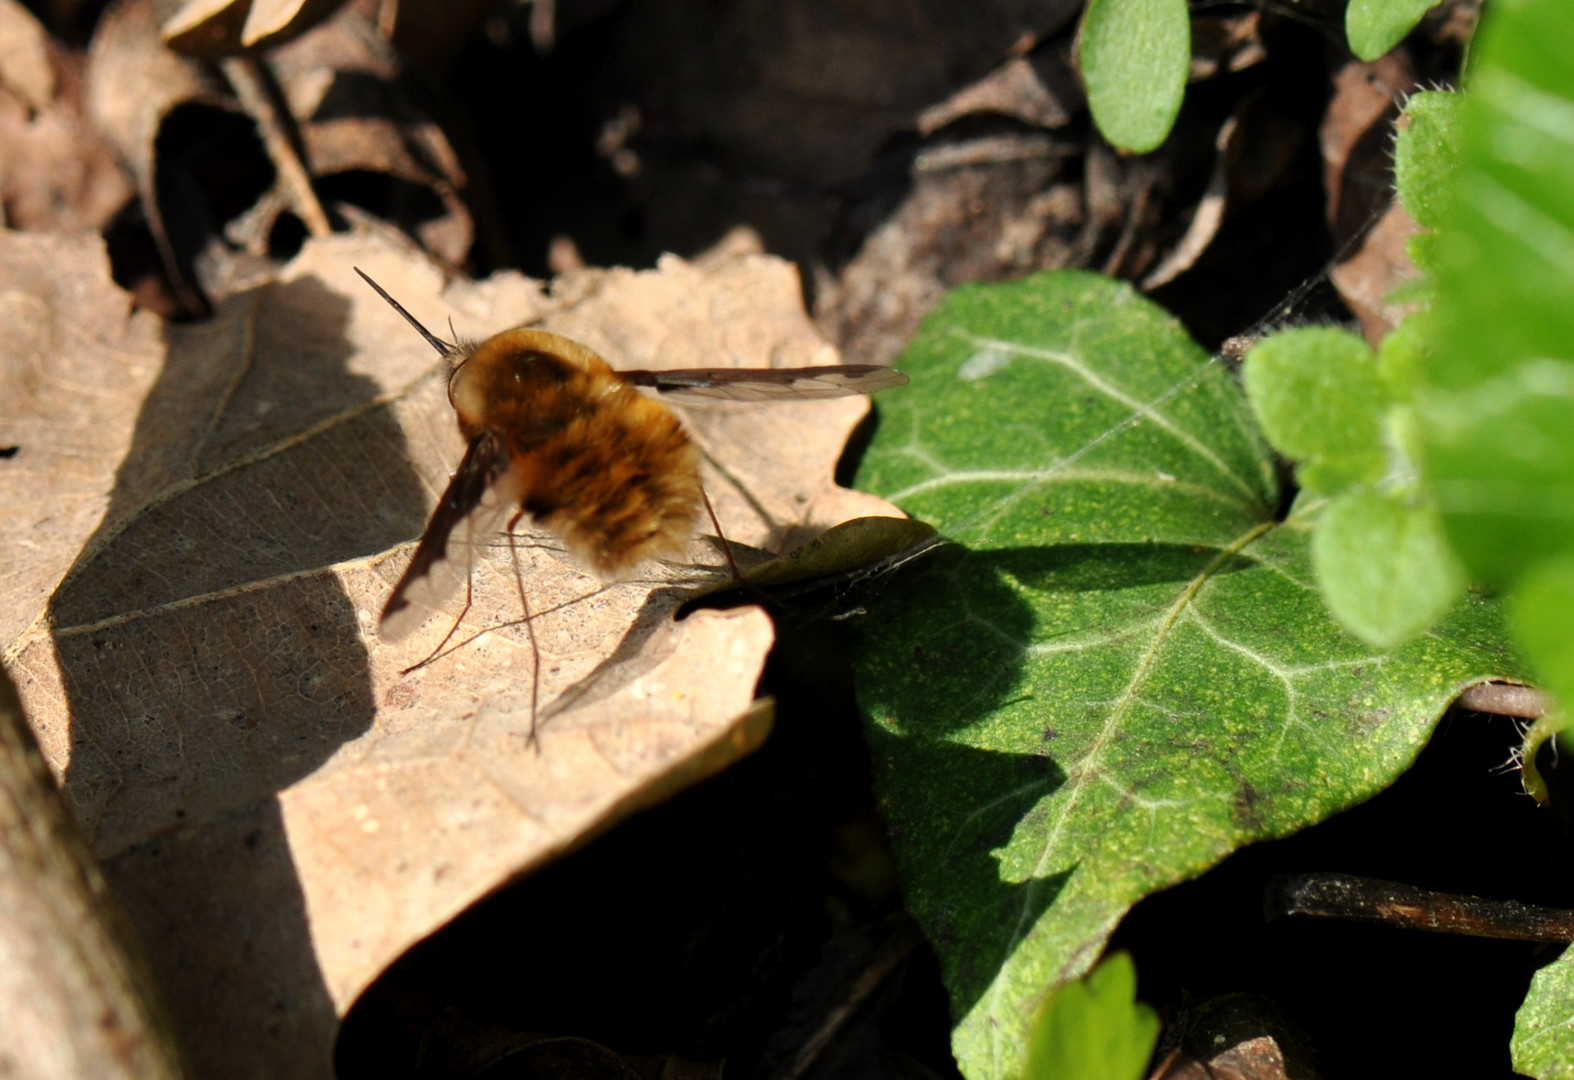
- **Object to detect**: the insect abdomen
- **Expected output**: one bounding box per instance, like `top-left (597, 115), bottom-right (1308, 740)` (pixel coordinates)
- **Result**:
top-left (452, 329), bottom-right (703, 578)
top-left (522, 384), bottom-right (702, 577)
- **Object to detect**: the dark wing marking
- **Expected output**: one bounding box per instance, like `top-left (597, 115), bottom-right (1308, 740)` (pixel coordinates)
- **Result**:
top-left (621, 364), bottom-right (909, 402)
top-left (380, 430), bottom-right (516, 642)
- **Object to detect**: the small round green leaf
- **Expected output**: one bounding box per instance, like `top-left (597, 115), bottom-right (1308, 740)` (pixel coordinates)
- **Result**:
top-left (1310, 490), bottom-right (1467, 649)
top-left (1024, 952), bottom-right (1159, 1080)
top-left (1243, 327), bottom-right (1388, 496)
top-left (1080, 0), bottom-right (1190, 153)
top-left (1346, 0), bottom-right (1444, 62)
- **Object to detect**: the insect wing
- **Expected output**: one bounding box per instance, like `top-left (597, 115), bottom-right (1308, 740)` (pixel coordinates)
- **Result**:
top-left (380, 431), bottom-right (517, 642)
top-left (622, 364), bottom-right (908, 403)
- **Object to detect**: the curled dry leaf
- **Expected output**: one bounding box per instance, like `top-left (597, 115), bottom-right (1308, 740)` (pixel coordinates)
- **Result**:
top-left (88, 0), bottom-right (472, 310)
top-left (161, 0), bottom-right (344, 57)
top-left (0, 0), bottom-right (134, 233)
top-left (1328, 200), bottom-right (1422, 345)
top-left (1320, 54), bottom-right (1418, 244)
top-left (86, 0), bottom-right (233, 311)
top-left (260, 5), bottom-right (472, 266)
top-left (1318, 55), bottom-right (1424, 344)
top-left (0, 0), bottom-right (55, 110)
top-left (915, 47), bottom-right (1083, 137)
top-left (1141, 91), bottom-right (1304, 290)
top-left (1, 230), bottom-right (904, 1077)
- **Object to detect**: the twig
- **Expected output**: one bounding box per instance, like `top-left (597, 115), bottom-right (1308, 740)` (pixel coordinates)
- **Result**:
top-left (0, 668), bottom-right (189, 1076)
top-left (1457, 681), bottom-right (1551, 720)
top-left (1267, 872), bottom-right (1574, 943)
top-left (778, 918), bottom-right (922, 1080)
top-left (220, 55), bottom-right (332, 238)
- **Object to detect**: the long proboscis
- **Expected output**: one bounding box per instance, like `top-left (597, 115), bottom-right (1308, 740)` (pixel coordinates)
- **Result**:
top-left (354, 267), bottom-right (456, 358)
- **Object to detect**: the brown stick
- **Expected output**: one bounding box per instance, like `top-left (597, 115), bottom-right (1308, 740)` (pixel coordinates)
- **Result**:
top-left (221, 56), bottom-right (332, 239)
top-left (1267, 872), bottom-right (1574, 943)
top-left (0, 668), bottom-right (189, 1077)
top-left (1457, 681), bottom-right (1551, 719)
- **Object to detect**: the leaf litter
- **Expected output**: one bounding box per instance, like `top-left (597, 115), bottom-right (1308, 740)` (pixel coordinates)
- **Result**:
top-left (1, 228), bottom-right (907, 1077)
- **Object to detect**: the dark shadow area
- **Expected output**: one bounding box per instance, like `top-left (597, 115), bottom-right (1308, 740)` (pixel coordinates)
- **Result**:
top-left (50, 274), bottom-right (429, 1075)
top-left (857, 541), bottom-right (1256, 739)
top-left (337, 618), bottom-right (965, 1080)
top-left (990, 543), bottom-right (1255, 595)
top-left (848, 536), bottom-right (1281, 1025)
top-left (1111, 708), bottom-right (1574, 1079)
top-left (151, 102), bottom-right (276, 316)
top-left (862, 723), bottom-right (1073, 1020)
top-left (318, 171), bottom-right (451, 244)
top-left (1147, 12), bottom-right (1343, 352)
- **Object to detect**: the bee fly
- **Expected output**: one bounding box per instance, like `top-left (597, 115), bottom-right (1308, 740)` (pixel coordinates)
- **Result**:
top-left (355, 268), bottom-right (907, 739)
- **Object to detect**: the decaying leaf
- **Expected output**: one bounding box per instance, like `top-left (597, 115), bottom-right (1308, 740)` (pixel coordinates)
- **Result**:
top-left (0, 231), bottom-right (164, 648)
top-left (0, 0), bottom-right (134, 233)
top-left (244, 5), bottom-right (473, 266)
top-left (86, 0), bottom-right (472, 313)
top-left (161, 0), bottom-right (344, 57)
top-left (1, 229), bottom-right (904, 1077)
top-left (0, 0), bottom-right (56, 110)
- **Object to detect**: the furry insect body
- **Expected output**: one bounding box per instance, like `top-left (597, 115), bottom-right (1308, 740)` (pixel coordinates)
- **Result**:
top-left (451, 328), bottom-right (702, 578)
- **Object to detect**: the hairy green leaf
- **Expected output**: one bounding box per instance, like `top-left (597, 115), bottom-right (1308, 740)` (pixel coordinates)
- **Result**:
top-left (1243, 327), bottom-right (1387, 497)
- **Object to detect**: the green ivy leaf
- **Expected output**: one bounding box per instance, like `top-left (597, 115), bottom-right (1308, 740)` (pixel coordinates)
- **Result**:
top-left (1080, 0), bottom-right (1190, 153)
top-left (1023, 952), bottom-right (1159, 1080)
top-left (1346, 0), bottom-right (1444, 62)
top-left (853, 271), bottom-right (1521, 1080)
top-left (1514, 947), bottom-right (1574, 1080)
top-left (1242, 327), bottom-right (1388, 497)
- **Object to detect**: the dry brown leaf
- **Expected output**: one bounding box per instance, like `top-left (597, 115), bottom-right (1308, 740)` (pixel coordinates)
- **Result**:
top-left (915, 47), bottom-right (1082, 137)
top-left (2, 229), bottom-right (903, 1077)
top-left (260, 7), bottom-right (472, 265)
top-left (0, 231), bottom-right (164, 648)
top-left (0, 0), bottom-right (55, 110)
top-left (1320, 54), bottom-right (1417, 244)
top-left (1329, 200), bottom-right (1422, 346)
top-left (1319, 56), bottom-right (1424, 345)
top-left (86, 0), bottom-right (232, 311)
top-left (161, 0), bottom-right (344, 56)
top-left (0, 0), bottom-right (134, 233)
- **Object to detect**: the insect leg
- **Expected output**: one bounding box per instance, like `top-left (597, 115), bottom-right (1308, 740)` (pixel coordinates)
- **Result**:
top-left (400, 570), bottom-right (474, 675)
top-left (505, 508), bottom-right (542, 751)
top-left (700, 484), bottom-right (744, 583)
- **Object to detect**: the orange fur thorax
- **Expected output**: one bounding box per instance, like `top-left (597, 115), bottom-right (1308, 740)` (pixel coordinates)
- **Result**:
top-left (448, 328), bottom-right (702, 578)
